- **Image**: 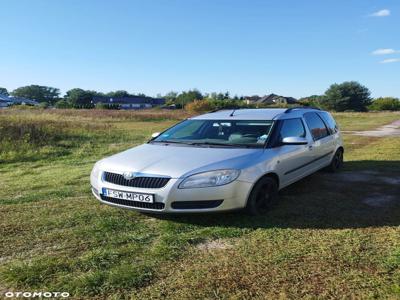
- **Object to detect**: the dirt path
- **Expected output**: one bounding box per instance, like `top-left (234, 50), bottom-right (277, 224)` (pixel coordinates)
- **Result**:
top-left (343, 120), bottom-right (400, 137)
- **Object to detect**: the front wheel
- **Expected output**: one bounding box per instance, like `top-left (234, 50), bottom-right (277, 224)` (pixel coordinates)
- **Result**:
top-left (327, 148), bottom-right (344, 172)
top-left (245, 177), bottom-right (278, 215)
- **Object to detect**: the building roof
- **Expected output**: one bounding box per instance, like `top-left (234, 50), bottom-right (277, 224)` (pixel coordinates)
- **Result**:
top-left (0, 94), bottom-right (39, 105)
top-left (191, 107), bottom-right (321, 121)
top-left (10, 97), bottom-right (40, 105)
top-left (0, 94), bottom-right (12, 102)
top-left (244, 95), bottom-right (261, 101)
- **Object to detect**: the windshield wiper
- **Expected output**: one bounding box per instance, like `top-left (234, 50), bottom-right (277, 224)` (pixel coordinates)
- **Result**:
top-left (151, 140), bottom-right (194, 145)
top-left (190, 142), bottom-right (252, 148)
top-left (152, 140), bottom-right (256, 148)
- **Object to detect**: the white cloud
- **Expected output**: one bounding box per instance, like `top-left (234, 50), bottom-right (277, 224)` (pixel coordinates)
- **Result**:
top-left (370, 9), bottom-right (390, 17)
top-left (372, 48), bottom-right (399, 55)
top-left (380, 58), bottom-right (400, 64)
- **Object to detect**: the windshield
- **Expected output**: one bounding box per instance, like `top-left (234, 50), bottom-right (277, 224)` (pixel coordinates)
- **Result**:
top-left (152, 119), bottom-right (274, 148)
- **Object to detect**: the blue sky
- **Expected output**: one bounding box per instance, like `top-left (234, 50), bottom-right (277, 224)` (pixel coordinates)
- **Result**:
top-left (0, 0), bottom-right (399, 98)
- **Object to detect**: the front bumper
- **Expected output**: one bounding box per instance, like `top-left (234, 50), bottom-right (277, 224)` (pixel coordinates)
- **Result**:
top-left (91, 174), bottom-right (253, 213)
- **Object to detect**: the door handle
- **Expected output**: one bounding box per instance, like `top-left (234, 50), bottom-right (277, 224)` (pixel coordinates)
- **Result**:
top-left (308, 145), bottom-right (313, 150)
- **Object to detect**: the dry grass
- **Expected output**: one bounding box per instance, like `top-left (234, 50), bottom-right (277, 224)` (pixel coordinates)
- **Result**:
top-left (39, 108), bottom-right (190, 121)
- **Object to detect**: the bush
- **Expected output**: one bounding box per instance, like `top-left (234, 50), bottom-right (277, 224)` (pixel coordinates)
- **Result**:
top-left (298, 95), bottom-right (326, 108)
top-left (38, 102), bottom-right (50, 109)
top-left (185, 99), bottom-right (253, 113)
top-left (209, 99), bottom-right (247, 110)
top-left (95, 103), bottom-right (120, 110)
top-left (185, 99), bottom-right (214, 113)
top-left (55, 100), bottom-right (72, 109)
top-left (368, 97), bottom-right (400, 111)
top-left (72, 103), bottom-right (95, 109)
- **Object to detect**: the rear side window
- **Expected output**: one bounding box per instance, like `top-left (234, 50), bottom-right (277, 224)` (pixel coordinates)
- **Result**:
top-left (318, 112), bottom-right (338, 134)
top-left (279, 118), bottom-right (306, 140)
top-left (304, 112), bottom-right (329, 140)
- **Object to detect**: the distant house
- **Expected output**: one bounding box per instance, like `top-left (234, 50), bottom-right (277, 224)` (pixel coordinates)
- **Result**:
top-left (0, 94), bottom-right (39, 107)
top-left (244, 95), bottom-right (261, 103)
top-left (92, 96), bottom-right (166, 109)
top-left (245, 93), bottom-right (297, 105)
top-left (0, 94), bottom-right (12, 107)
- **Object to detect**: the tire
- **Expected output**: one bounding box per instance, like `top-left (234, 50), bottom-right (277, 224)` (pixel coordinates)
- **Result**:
top-left (327, 148), bottom-right (344, 172)
top-left (245, 177), bottom-right (278, 215)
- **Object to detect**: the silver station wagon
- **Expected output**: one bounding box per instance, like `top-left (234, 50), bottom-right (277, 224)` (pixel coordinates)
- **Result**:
top-left (90, 108), bottom-right (344, 215)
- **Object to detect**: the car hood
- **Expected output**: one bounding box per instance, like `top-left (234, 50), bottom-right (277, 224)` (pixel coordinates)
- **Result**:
top-left (98, 143), bottom-right (263, 178)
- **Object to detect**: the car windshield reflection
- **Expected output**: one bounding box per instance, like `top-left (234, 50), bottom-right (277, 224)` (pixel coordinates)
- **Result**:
top-left (152, 119), bottom-right (274, 148)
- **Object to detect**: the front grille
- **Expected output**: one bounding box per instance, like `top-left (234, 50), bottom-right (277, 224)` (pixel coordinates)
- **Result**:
top-left (103, 172), bottom-right (170, 188)
top-left (100, 195), bottom-right (165, 210)
top-left (171, 200), bottom-right (223, 209)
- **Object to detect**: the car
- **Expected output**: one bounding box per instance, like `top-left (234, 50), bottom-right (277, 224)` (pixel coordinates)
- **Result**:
top-left (90, 107), bottom-right (344, 215)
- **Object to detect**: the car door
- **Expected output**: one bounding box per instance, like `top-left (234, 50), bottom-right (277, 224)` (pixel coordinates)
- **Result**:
top-left (303, 112), bottom-right (333, 171)
top-left (317, 111), bottom-right (341, 153)
top-left (272, 118), bottom-right (314, 187)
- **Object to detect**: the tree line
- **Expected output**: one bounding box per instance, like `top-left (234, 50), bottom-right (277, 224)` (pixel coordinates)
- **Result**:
top-left (0, 82), bottom-right (399, 111)
top-left (0, 86), bottom-right (148, 108)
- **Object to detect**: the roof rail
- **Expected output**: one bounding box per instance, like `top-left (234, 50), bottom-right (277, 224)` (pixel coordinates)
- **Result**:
top-left (284, 106), bottom-right (321, 113)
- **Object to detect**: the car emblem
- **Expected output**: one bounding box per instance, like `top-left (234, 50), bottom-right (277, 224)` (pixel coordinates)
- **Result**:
top-left (123, 171), bottom-right (137, 180)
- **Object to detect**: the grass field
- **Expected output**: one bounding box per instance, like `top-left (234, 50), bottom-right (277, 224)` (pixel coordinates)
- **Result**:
top-left (0, 109), bottom-right (399, 299)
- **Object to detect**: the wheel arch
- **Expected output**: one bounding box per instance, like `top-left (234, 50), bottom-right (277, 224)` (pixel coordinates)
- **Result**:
top-left (263, 172), bottom-right (280, 189)
top-left (246, 172), bottom-right (280, 202)
top-left (244, 172), bottom-right (280, 211)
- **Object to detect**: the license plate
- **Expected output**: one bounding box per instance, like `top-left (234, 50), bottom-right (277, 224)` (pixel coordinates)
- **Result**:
top-left (102, 188), bottom-right (154, 203)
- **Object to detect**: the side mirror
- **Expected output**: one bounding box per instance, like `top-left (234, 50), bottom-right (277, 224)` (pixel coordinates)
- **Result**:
top-left (281, 136), bottom-right (308, 145)
top-left (151, 132), bottom-right (160, 139)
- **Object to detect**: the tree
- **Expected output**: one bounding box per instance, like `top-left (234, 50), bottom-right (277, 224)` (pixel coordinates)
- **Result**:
top-left (368, 97), bottom-right (400, 111)
top-left (164, 91), bottom-right (178, 102)
top-left (0, 87), bottom-right (9, 96)
top-left (298, 95), bottom-right (326, 107)
top-left (106, 90), bottom-right (130, 98)
top-left (208, 92), bottom-right (230, 101)
top-left (176, 90), bottom-right (203, 107)
top-left (64, 88), bottom-right (98, 106)
top-left (322, 81), bottom-right (371, 111)
top-left (11, 85), bottom-right (60, 104)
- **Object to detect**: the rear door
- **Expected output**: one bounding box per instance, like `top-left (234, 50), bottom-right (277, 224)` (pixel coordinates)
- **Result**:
top-left (303, 112), bottom-right (334, 170)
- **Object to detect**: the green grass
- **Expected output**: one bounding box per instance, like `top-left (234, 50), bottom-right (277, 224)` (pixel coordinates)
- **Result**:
top-left (0, 109), bottom-right (399, 299)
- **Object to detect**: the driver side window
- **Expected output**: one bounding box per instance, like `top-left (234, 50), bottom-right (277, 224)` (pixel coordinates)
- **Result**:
top-left (279, 118), bottom-right (306, 141)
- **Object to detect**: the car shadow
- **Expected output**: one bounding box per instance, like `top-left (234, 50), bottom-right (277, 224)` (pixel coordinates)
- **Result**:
top-left (149, 160), bottom-right (400, 229)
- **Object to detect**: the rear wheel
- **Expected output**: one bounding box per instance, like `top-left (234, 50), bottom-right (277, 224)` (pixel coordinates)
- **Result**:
top-left (245, 177), bottom-right (278, 215)
top-left (327, 148), bottom-right (344, 172)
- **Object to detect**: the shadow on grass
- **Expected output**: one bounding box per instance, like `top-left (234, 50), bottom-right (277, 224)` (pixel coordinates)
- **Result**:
top-left (149, 160), bottom-right (400, 230)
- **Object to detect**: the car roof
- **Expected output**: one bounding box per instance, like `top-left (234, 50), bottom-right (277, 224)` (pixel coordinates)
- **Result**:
top-left (190, 108), bottom-right (323, 121)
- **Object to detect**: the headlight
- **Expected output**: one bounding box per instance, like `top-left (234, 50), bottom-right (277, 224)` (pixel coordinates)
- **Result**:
top-left (178, 169), bottom-right (240, 189)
